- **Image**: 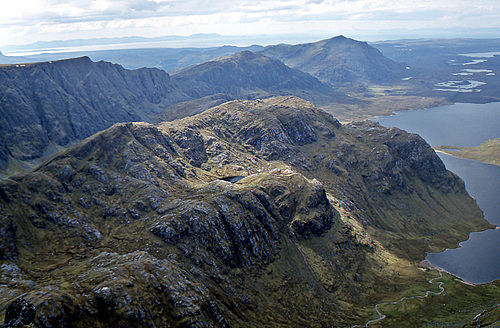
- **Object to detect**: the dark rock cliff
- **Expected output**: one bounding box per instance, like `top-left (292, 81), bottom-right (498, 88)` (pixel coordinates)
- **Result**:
top-left (0, 57), bottom-right (189, 176)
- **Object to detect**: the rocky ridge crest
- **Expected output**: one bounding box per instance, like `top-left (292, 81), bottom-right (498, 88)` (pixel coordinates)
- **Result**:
top-left (0, 96), bottom-right (490, 327)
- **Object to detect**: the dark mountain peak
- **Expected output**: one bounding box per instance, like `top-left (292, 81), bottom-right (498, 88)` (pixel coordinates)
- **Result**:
top-left (326, 34), bottom-right (352, 42)
top-left (321, 35), bottom-right (369, 47)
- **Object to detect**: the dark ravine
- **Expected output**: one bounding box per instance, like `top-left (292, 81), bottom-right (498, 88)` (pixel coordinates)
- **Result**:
top-left (0, 96), bottom-right (491, 327)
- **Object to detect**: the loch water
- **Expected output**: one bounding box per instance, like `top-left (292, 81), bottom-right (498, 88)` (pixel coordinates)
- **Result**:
top-left (375, 102), bottom-right (500, 284)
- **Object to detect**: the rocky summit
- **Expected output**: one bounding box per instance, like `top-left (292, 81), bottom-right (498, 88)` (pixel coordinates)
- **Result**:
top-left (0, 96), bottom-right (491, 327)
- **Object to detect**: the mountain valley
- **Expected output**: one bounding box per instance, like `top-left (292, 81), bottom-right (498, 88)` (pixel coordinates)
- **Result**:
top-left (0, 35), bottom-right (499, 327)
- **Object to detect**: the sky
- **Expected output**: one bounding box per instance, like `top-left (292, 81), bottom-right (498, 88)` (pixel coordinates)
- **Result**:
top-left (1, 0), bottom-right (499, 49)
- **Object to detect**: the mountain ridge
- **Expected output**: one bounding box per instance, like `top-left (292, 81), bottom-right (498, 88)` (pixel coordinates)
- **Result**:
top-left (171, 50), bottom-right (339, 102)
top-left (260, 35), bottom-right (408, 85)
top-left (0, 96), bottom-right (492, 326)
top-left (0, 52), bottom-right (346, 179)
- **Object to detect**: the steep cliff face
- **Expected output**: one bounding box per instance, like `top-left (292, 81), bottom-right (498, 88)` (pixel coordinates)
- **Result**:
top-left (260, 35), bottom-right (407, 85)
top-left (0, 57), bottom-right (189, 177)
top-left (0, 96), bottom-right (490, 327)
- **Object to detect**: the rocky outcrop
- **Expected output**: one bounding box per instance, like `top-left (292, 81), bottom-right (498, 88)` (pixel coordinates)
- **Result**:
top-left (1, 298), bottom-right (36, 328)
top-left (159, 97), bottom-right (488, 258)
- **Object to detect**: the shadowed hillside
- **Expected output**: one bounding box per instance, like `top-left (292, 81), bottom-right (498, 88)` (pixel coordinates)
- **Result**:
top-left (172, 51), bottom-right (340, 103)
top-left (0, 57), bottom-right (189, 177)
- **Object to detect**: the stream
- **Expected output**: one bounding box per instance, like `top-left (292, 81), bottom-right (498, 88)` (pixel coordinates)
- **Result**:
top-left (351, 270), bottom-right (445, 327)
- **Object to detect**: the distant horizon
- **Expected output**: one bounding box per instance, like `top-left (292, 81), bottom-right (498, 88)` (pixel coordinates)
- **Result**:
top-left (3, 30), bottom-right (500, 57)
top-left (1, 0), bottom-right (499, 52)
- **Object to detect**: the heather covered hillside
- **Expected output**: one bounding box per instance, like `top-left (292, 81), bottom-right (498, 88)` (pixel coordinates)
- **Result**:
top-left (0, 97), bottom-right (494, 327)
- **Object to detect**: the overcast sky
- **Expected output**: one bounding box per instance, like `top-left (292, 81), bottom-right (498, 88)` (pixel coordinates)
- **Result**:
top-left (1, 0), bottom-right (499, 48)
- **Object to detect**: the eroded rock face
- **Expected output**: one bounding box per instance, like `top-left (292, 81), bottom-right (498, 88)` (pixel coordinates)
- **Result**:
top-left (0, 96), bottom-right (488, 327)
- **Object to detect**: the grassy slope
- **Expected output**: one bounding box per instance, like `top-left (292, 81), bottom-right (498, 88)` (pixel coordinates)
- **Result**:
top-left (436, 138), bottom-right (500, 166)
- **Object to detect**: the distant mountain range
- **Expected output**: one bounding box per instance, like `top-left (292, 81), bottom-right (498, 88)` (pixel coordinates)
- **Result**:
top-left (0, 51), bottom-right (30, 64)
top-left (260, 35), bottom-right (408, 85)
top-left (4, 37), bottom-right (399, 177)
top-left (1, 33), bottom-right (226, 51)
top-left (1, 35), bottom-right (408, 86)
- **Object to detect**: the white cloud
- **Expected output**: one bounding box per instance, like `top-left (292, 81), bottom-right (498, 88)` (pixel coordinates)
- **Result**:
top-left (0, 0), bottom-right (499, 47)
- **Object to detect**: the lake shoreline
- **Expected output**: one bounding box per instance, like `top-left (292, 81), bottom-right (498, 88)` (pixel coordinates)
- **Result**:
top-left (419, 259), bottom-right (481, 286)
top-left (434, 143), bottom-right (500, 167)
top-left (376, 102), bottom-right (500, 284)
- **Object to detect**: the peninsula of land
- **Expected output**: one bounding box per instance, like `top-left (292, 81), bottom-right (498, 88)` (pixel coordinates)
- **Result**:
top-left (436, 138), bottom-right (500, 166)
